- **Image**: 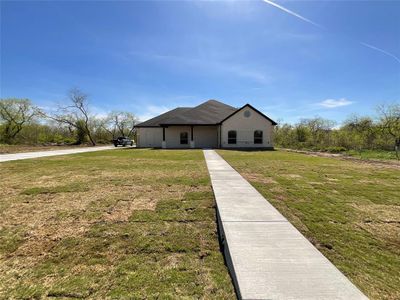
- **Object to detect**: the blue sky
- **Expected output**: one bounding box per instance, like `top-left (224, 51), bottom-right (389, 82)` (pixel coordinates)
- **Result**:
top-left (1, 0), bottom-right (399, 124)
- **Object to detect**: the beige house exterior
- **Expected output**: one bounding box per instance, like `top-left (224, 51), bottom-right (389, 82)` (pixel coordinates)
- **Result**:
top-left (135, 100), bottom-right (276, 149)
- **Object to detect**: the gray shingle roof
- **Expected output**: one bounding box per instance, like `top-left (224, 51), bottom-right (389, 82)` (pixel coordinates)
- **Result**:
top-left (135, 100), bottom-right (237, 127)
top-left (134, 107), bottom-right (191, 127)
top-left (135, 99), bottom-right (277, 127)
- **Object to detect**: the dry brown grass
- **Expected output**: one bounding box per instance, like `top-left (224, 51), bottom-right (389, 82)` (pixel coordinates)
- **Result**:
top-left (1, 182), bottom-right (184, 266)
top-left (354, 204), bottom-right (400, 245)
top-left (241, 172), bottom-right (277, 184)
top-left (0, 149), bottom-right (235, 299)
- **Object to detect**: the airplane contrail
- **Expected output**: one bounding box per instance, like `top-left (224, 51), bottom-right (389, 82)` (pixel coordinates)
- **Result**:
top-left (262, 0), bottom-right (323, 29)
top-left (262, 0), bottom-right (400, 64)
top-left (360, 42), bottom-right (400, 64)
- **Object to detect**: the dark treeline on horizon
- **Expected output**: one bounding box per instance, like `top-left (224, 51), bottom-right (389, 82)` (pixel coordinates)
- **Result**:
top-left (1, 89), bottom-right (399, 159)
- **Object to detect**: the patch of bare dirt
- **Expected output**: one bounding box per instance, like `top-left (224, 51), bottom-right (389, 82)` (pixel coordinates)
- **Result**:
top-left (358, 179), bottom-right (376, 184)
top-left (354, 204), bottom-right (400, 223)
top-left (274, 194), bottom-right (287, 201)
top-left (269, 186), bottom-right (285, 193)
top-left (353, 204), bottom-right (400, 246)
top-left (282, 174), bottom-right (303, 179)
top-left (326, 178), bottom-right (339, 182)
top-left (359, 223), bottom-right (400, 246)
top-left (162, 253), bottom-right (185, 270)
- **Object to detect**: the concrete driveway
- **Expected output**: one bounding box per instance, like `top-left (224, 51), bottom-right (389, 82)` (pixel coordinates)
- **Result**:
top-left (0, 146), bottom-right (116, 163)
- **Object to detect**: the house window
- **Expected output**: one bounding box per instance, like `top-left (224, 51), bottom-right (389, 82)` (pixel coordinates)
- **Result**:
top-left (228, 130), bottom-right (237, 144)
top-left (254, 130), bottom-right (263, 144)
top-left (180, 132), bottom-right (188, 144)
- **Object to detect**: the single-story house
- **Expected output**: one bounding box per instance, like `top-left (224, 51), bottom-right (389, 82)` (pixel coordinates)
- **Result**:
top-left (135, 99), bottom-right (277, 149)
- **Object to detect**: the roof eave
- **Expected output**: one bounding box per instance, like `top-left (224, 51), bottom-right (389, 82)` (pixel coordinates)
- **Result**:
top-left (134, 125), bottom-right (161, 128)
top-left (158, 123), bottom-right (220, 126)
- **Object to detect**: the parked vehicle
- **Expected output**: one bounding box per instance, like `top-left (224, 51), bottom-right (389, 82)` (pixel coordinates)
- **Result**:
top-left (113, 136), bottom-right (134, 147)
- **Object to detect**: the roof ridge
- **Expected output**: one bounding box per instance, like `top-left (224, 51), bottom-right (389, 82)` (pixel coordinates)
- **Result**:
top-left (136, 99), bottom-right (240, 127)
top-left (194, 99), bottom-right (236, 109)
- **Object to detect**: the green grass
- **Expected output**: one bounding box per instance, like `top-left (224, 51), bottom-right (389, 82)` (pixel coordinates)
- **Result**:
top-left (345, 149), bottom-right (398, 160)
top-left (0, 149), bottom-right (235, 299)
top-left (21, 182), bottom-right (89, 195)
top-left (218, 149), bottom-right (400, 300)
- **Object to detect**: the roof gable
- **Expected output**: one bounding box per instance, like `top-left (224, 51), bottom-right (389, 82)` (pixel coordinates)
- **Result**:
top-left (220, 104), bottom-right (277, 125)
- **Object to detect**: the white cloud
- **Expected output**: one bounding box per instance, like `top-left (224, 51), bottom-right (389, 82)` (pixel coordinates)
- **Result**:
top-left (317, 98), bottom-right (353, 108)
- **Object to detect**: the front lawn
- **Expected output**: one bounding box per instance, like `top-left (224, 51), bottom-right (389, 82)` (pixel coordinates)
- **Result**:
top-left (0, 149), bottom-right (235, 299)
top-left (218, 150), bottom-right (400, 300)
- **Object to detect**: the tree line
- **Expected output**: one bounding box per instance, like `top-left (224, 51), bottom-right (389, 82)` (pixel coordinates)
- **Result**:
top-left (274, 104), bottom-right (400, 159)
top-left (1, 89), bottom-right (399, 158)
top-left (0, 88), bottom-right (138, 146)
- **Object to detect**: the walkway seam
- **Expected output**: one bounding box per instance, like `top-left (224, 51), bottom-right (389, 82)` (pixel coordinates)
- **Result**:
top-left (203, 149), bottom-right (368, 300)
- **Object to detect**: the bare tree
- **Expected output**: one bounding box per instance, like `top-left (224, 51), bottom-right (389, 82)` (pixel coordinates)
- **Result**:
top-left (46, 89), bottom-right (97, 146)
top-left (342, 115), bottom-right (376, 155)
top-left (300, 117), bottom-right (336, 148)
top-left (377, 104), bottom-right (400, 159)
top-left (103, 111), bottom-right (138, 139)
top-left (0, 98), bottom-right (40, 143)
top-left (99, 116), bottom-right (117, 140)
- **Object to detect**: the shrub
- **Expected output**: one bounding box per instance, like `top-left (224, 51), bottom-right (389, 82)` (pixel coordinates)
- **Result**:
top-left (326, 146), bottom-right (347, 153)
top-left (62, 137), bottom-right (76, 145)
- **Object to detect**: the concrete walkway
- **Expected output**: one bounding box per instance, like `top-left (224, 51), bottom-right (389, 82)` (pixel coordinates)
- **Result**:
top-left (0, 146), bottom-right (115, 163)
top-left (203, 150), bottom-right (367, 300)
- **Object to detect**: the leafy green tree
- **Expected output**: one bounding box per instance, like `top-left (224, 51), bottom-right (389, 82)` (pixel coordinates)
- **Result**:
top-left (299, 117), bottom-right (336, 149)
top-left (377, 104), bottom-right (400, 159)
top-left (75, 119), bottom-right (88, 144)
top-left (0, 98), bottom-right (40, 143)
top-left (274, 123), bottom-right (296, 148)
top-left (295, 124), bottom-right (309, 145)
top-left (342, 116), bottom-right (376, 155)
